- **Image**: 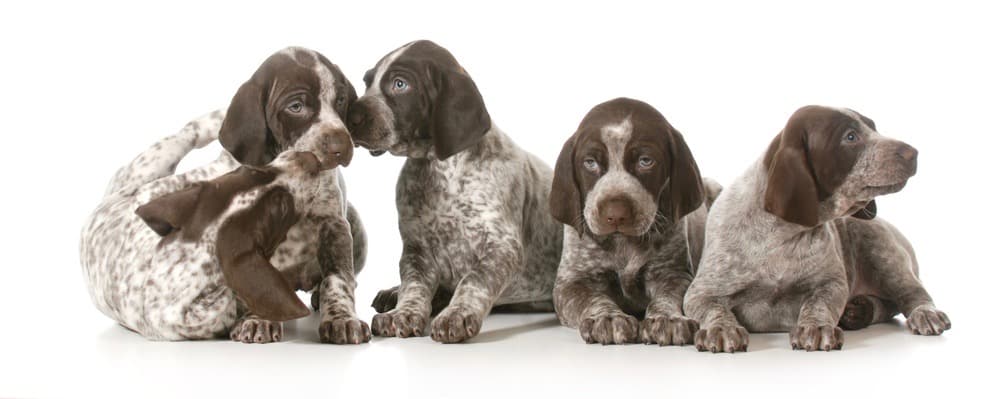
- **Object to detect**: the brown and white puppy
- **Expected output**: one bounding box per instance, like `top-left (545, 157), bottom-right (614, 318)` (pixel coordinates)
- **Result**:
top-left (550, 98), bottom-right (721, 345)
top-left (347, 40), bottom-right (563, 343)
top-left (80, 47), bottom-right (369, 344)
top-left (683, 106), bottom-right (951, 353)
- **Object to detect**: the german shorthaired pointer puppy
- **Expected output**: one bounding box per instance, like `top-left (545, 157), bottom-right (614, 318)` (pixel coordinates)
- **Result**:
top-left (550, 98), bottom-right (721, 345)
top-left (80, 47), bottom-right (371, 344)
top-left (684, 106), bottom-right (951, 353)
top-left (346, 40), bottom-right (563, 343)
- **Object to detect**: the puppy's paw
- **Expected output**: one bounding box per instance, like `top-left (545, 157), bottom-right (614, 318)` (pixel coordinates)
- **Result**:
top-left (640, 315), bottom-right (699, 346)
top-left (371, 309), bottom-right (429, 338)
top-left (430, 305), bottom-right (483, 344)
top-left (229, 318), bottom-right (282, 344)
top-left (319, 318), bottom-right (371, 344)
top-left (907, 305), bottom-right (951, 336)
top-left (790, 323), bottom-right (843, 351)
top-left (839, 295), bottom-right (877, 330)
top-left (579, 313), bottom-right (639, 345)
top-left (371, 286), bottom-right (400, 313)
top-left (694, 324), bottom-right (748, 353)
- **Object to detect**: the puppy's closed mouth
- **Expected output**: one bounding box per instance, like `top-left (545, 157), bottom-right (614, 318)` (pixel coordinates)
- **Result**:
top-left (369, 150), bottom-right (386, 156)
top-left (865, 182), bottom-right (907, 192)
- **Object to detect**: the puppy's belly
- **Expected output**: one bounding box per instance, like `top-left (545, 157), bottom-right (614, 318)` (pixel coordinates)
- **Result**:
top-left (732, 299), bottom-right (800, 333)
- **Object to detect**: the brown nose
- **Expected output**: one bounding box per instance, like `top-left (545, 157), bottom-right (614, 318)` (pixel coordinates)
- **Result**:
top-left (896, 143), bottom-right (918, 162)
top-left (600, 198), bottom-right (634, 227)
top-left (325, 128), bottom-right (354, 167)
top-left (347, 102), bottom-right (370, 129)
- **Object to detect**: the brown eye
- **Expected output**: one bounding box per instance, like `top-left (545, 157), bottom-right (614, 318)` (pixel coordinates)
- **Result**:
top-left (287, 101), bottom-right (304, 114)
top-left (583, 158), bottom-right (600, 172)
top-left (638, 156), bottom-right (655, 169)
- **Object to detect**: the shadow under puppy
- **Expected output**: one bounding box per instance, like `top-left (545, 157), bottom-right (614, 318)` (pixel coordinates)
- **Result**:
top-left (79, 47), bottom-right (369, 344)
top-left (550, 98), bottom-right (722, 345)
top-left (684, 106), bottom-right (951, 353)
top-left (346, 40), bottom-right (563, 343)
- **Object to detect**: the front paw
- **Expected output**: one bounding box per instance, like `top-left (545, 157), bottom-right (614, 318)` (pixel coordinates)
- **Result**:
top-left (371, 309), bottom-right (429, 338)
top-left (229, 318), bottom-right (282, 344)
top-left (640, 315), bottom-right (699, 346)
top-left (319, 318), bottom-right (371, 344)
top-left (907, 305), bottom-right (951, 335)
top-left (790, 323), bottom-right (843, 351)
top-left (579, 313), bottom-right (639, 345)
top-left (694, 324), bottom-right (749, 353)
top-left (430, 305), bottom-right (483, 343)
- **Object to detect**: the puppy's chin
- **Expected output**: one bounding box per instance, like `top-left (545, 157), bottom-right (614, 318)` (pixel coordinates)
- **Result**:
top-left (863, 180), bottom-right (908, 197)
top-left (585, 220), bottom-right (652, 237)
top-left (369, 150), bottom-right (386, 157)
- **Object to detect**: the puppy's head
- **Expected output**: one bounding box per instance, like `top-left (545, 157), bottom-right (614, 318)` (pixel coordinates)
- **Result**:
top-left (347, 40), bottom-right (491, 160)
top-left (763, 106), bottom-right (918, 227)
top-left (550, 98), bottom-right (705, 236)
top-left (220, 47), bottom-right (356, 169)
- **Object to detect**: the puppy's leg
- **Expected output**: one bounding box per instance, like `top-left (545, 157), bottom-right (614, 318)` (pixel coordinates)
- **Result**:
top-left (137, 151), bottom-right (238, 202)
top-left (106, 110), bottom-right (224, 195)
top-left (790, 280), bottom-right (849, 351)
top-left (230, 312), bottom-right (284, 344)
top-left (554, 267), bottom-right (638, 345)
top-left (684, 273), bottom-right (750, 353)
top-left (640, 257), bottom-right (698, 346)
top-left (429, 241), bottom-right (523, 344)
top-left (870, 257), bottom-right (950, 335)
top-left (316, 217), bottom-right (371, 344)
top-left (371, 285), bottom-right (452, 315)
top-left (371, 248), bottom-right (438, 338)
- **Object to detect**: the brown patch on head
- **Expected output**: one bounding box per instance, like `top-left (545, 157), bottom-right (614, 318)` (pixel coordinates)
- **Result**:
top-left (220, 47), bottom-right (357, 166)
top-left (347, 40), bottom-right (491, 159)
top-left (763, 106), bottom-right (881, 226)
top-left (136, 167), bottom-right (277, 240)
top-left (551, 98), bottom-right (704, 235)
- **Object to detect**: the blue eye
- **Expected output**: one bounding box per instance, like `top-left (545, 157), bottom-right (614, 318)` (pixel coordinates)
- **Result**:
top-left (583, 158), bottom-right (599, 172)
top-left (392, 78), bottom-right (409, 92)
top-left (638, 156), bottom-right (655, 169)
top-left (287, 101), bottom-right (304, 113)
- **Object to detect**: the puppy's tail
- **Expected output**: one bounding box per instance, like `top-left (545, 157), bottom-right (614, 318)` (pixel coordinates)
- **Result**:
top-left (702, 177), bottom-right (723, 209)
top-left (104, 110), bottom-right (226, 196)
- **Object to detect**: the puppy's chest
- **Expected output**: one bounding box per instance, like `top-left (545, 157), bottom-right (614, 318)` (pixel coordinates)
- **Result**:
top-left (397, 161), bottom-right (508, 230)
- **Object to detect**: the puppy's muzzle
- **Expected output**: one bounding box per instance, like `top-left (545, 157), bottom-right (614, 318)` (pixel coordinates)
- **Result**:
top-left (314, 128), bottom-right (354, 169)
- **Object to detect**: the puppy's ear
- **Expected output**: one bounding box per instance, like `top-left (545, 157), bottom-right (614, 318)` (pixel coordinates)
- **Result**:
top-left (429, 68), bottom-right (491, 159)
top-left (216, 188), bottom-right (309, 321)
top-left (220, 81), bottom-right (274, 166)
top-left (851, 200), bottom-right (877, 220)
top-left (135, 185), bottom-right (203, 236)
top-left (551, 135), bottom-right (584, 233)
top-left (764, 128), bottom-right (820, 226)
top-left (659, 129), bottom-right (705, 222)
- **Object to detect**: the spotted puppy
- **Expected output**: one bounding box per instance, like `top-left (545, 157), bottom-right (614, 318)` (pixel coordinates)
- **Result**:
top-left (684, 106), bottom-right (951, 353)
top-left (347, 40), bottom-right (563, 343)
top-left (80, 47), bottom-right (370, 344)
top-left (549, 98), bottom-right (720, 345)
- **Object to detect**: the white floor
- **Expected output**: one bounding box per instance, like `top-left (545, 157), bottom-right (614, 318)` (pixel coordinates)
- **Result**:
top-left (0, 301), bottom-right (987, 399)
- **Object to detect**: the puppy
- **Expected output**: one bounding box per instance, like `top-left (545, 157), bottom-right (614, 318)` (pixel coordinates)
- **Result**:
top-left (550, 98), bottom-right (721, 345)
top-left (683, 106), bottom-right (951, 352)
top-left (80, 47), bottom-right (369, 343)
top-left (346, 40), bottom-right (563, 343)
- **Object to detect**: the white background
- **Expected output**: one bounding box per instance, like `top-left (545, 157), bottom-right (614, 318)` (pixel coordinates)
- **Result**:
top-left (1, 0), bottom-right (996, 397)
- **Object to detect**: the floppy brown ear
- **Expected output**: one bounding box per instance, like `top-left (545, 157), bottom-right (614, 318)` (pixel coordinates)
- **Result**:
top-left (851, 200), bottom-right (877, 220)
top-left (429, 68), bottom-right (491, 159)
top-left (135, 185), bottom-right (203, 237)
top-left (659, 129), bottom-right (705, 222)
top-left (216, 188), bottom-right (309, 321)
top-left (763, 129), bottom-right (820, 226)
top-left (219, 81), bottom-right (274, 166)
top-left (550, 135), bottom-right (584, 233)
